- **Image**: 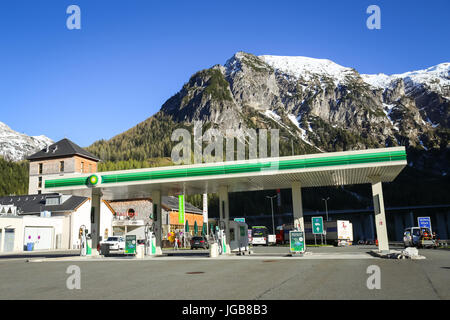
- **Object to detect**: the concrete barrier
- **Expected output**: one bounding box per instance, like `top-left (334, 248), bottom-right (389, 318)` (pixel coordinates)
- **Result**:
top-left (209, 243), bottom-right (219, 258)
top-left (136, 244), bottom-right (145, 259)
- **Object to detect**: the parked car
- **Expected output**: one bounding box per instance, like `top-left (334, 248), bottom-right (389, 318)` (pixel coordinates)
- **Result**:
top-left (101, 236), bottom-right (125, 251)
top-left (190, 236), bottom-right (209, 249)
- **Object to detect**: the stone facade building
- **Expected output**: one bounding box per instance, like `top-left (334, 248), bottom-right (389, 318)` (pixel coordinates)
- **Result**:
top-left (105, 196), bottom-right (204, 239)
top-left (27, 138), bottom-right (99, 194)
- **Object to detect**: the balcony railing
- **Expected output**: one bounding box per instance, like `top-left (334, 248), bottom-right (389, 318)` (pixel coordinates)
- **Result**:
top-left (112, 214), bottom-right (145, 226)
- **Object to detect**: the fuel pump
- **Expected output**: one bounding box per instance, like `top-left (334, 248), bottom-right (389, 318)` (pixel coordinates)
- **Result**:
top-left (144, 223), bottom-right (156, 255)
top-left (144, 223), bottom-right (151, 255)
top-left (216, 229), bottom-right (222, 255)
top-left (80, 225), bottom-right (87, 256)
top-left (218, 221), bottom-right (227, 255)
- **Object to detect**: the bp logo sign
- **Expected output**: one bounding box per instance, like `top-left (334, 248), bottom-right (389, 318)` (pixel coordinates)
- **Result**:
top-left (87, 175), bottom-right (99, 186)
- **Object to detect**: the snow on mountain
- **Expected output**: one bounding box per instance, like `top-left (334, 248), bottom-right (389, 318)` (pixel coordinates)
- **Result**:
top-left (382, 103), bottom-right (399, 131)
top-left (0, 121), bottom-right (53, 162)
top-left (263, 109), bottom-right (281, 121)
top-left (259, 54), bottom-right (449, 94)
top-left (287, 114), bottom-right (313, 146)
top-left (361, 62), bottom-right (450, 93)
top-left (260, 110), bottom-right (293, 135)
top-left (259, 55), bottom-right (356, 84)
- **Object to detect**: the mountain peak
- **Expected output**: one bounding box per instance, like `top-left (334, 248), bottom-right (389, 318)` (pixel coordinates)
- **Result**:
top-left (225, 52), bottom-right (449, 94)
top-left (0, 121), bottom-right (53, 162)
top-left (224, 51), bottom-right (273, 76)
top-left (87, 51), bottom-right (449, 177)
top-left (257, 54), bottom-right (356, 85)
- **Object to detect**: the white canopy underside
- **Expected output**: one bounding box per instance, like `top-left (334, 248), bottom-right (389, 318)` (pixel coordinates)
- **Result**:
top-left (43, 147), bottom-right (407, 200)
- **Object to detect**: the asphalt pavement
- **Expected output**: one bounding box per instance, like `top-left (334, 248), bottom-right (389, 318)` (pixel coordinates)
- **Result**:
top-left (0, 245), bottom-right (448, 300)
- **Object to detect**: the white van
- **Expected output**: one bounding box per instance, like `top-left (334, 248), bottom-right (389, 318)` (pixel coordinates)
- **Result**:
top-left (403, 227), bottom-right (435, 248)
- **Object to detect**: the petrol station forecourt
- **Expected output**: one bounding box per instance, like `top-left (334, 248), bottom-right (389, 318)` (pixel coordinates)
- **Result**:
top-left (42, 146), bottom-right (407, 256)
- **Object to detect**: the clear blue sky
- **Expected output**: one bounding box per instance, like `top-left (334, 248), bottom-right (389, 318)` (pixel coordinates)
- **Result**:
top-left (0, 0), bottom-right (448, 147)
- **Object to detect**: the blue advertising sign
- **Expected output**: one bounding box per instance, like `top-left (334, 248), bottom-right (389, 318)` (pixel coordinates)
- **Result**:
top-left (417, 217), bottom-right (432, 231)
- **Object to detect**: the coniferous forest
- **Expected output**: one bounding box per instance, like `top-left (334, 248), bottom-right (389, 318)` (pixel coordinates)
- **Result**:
top-left (0, 157), bottom-right (29, 196)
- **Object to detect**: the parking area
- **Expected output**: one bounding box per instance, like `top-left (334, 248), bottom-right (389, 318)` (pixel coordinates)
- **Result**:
top-left (0, 245), bottom-right (448, 300)
top-left (0, 243), bottom-right (440, 260)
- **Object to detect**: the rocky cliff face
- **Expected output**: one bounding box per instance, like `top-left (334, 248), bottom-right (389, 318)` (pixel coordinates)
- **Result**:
top-left (0, 121), bottom-right (53, 162)
top-left (158, 52), bottom-right (449, 175)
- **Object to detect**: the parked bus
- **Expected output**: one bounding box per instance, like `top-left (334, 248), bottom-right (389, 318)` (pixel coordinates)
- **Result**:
top-left (251, 226), bottom-right (269, 246)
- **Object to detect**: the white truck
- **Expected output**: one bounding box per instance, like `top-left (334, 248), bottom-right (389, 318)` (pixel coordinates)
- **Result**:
top-left (268, 234), bottom-right (277, 245)
top-left (301, 219), bottom-right (353, 246)
top-left (335, 220), bottom-right (353, 246)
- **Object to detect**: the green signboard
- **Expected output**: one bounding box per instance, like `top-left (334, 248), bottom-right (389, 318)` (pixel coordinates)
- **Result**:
top-left (125, 235), bottom-right (137, 254)
top-left (289, 231), bottom-right (305, 253)
top-left (234, 218), bottom-right (245, 223)
top-left (178, 195), bottom-right (185, 225)
top-left (312, 216), bottom-right (324, 234)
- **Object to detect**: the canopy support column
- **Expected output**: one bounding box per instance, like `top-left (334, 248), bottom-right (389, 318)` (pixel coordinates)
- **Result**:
top-left (91, 190), bottom-right (102, 253)
top-left (394, 214), bottom-right (404, 241)
top-left (407, 211), bottom-right (414, 228)
top-left (219, 185), bottom-right (231, 254)
top-left (436, 213), bottom-right (448, 240)
top-left (291, 181), bottom-right (305, 233)
top-left (152, 190), bottom-right (163, 255)
top-left (371, 178), bottom-right (390, 253)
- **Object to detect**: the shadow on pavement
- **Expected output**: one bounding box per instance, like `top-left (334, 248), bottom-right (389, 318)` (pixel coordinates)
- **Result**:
top-left (164, 250), bottom-right (210, 257)
top-left (0, 252), bottom-right (80, 259)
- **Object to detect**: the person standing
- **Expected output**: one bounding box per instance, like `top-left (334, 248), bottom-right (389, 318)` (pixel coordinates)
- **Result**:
top-left (174, 235), bottom-right (179, 250)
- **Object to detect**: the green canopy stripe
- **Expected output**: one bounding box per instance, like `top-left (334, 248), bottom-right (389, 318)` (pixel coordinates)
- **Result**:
top-left (44, 149), bottom-right (406, 188)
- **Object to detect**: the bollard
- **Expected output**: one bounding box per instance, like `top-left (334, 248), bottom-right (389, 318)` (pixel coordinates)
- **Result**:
top-left (209, 243), bottom-right (219, 258)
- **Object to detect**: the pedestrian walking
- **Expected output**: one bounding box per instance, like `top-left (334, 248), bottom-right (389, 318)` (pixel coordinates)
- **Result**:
top-left (174, 236), bottom-right (178, 250)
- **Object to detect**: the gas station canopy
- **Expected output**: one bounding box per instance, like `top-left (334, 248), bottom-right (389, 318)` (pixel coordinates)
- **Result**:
top-left (43, 147), bottom-right (407, 200)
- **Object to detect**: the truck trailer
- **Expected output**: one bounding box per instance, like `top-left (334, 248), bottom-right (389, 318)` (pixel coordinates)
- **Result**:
top-left (277, 220), bottom-right (353, 246)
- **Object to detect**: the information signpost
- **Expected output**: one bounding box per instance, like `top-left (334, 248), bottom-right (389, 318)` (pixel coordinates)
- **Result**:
top-left (312, 217), bottom-right (324, 234)
top-left (418, 217), bottom-right (432, 232)
top-left (312, 216), bottom-right (324, 245)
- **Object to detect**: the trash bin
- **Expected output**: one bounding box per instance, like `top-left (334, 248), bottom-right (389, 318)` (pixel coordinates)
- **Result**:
top-left (27, 242), bottom-right (34, 251)
top-left (100, 243), bottom-right (110, 256)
